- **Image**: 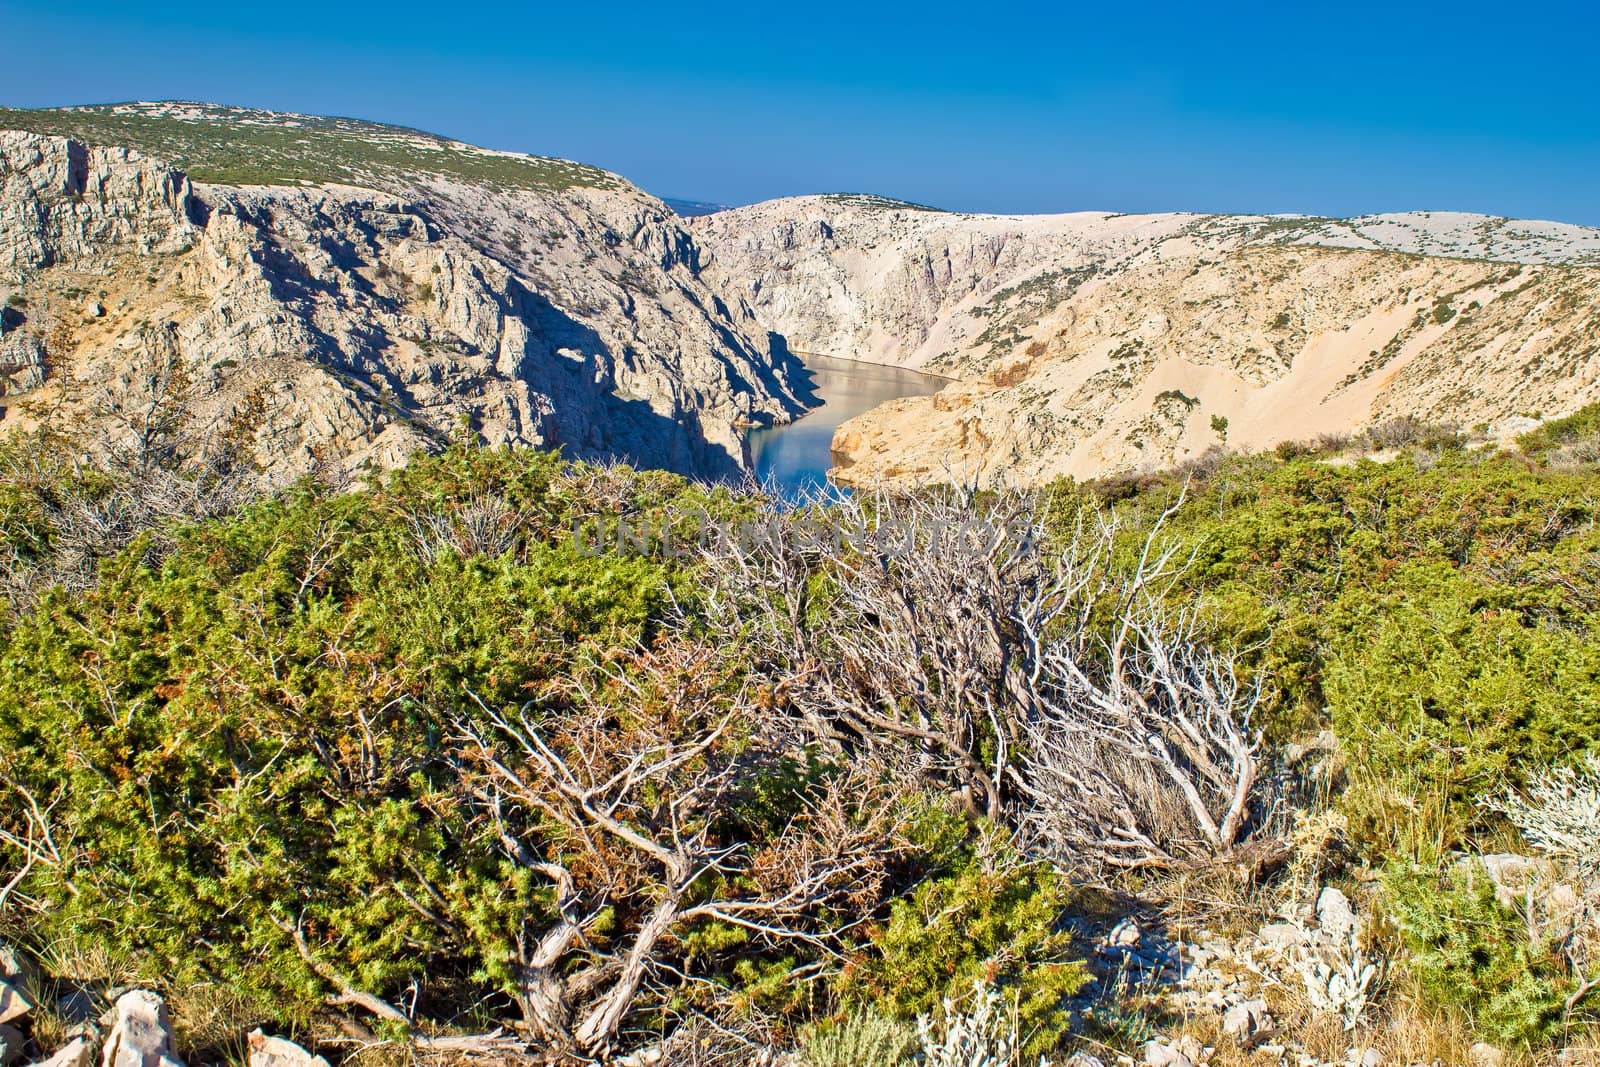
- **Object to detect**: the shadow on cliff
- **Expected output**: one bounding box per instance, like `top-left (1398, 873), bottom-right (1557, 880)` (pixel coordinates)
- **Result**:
top-left (691, 291), bottom-right (820, 425)
top-left (204, 195), bottom-right (779, 483)
top-left (515, 284), bottom-right (749, 481)
top-left (764, 330), bottom-right (822, 411)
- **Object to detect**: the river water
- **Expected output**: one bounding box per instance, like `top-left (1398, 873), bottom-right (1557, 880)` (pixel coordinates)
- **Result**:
top-left (748, 352), bottom-right (946, 499)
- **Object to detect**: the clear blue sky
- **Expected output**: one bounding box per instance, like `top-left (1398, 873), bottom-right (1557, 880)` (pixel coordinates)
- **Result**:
top-left (3, 0), bottom-right (1597, 224)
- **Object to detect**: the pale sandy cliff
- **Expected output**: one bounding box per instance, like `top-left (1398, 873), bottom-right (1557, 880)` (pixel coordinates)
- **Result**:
top-left (691, 196), bottom-right (1600, 486)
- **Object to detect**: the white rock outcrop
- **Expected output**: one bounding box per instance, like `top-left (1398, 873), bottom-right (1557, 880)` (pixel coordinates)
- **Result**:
top-left (0, 118), bottom-right (810, 482)
top-left (245, 1031), bottom-right (327, 1067)
top-left (29, 1040), bottom-right (94, 1067)
top-left (0, 942), bottom-right (31, 1028)
top-left (1221, 998), bottom-right (1275, 1047)
top-left (0, 985), bottom-right (28, 1029)
top-left (99, 992), bottom-right (182, 1067)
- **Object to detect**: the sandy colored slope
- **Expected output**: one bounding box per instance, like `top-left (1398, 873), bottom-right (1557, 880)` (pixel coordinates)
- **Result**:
top-left (692, 199), bottom-right (1600, 486)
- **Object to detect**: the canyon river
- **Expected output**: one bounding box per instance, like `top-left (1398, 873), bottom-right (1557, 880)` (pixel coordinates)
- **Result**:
top-left (748, 352), bottom-right (947, 498)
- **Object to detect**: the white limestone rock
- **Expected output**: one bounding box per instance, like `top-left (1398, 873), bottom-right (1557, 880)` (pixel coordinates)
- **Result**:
top-left (245, 1031), bottom-right (327, 1067)
top-left (0, 120), bottom-right (811, 483)
top-left (1468, 1043), bottom-right (1505, 1067)
top-left (30, 1040), bottom-right (95, 1067)
top-left (1315, 887), bottom-right (1358, 940)
top-left (0, 982), bottom-right (30, 1028)
top-left (1222, 999), bottom-right (1275, 1047)
top-left (1143, 1042), bottom-right (1195, 1067)
top-left (99, 992), bottom-right (183, 1067)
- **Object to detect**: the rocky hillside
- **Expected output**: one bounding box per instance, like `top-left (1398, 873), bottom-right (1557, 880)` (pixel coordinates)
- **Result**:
top-left (691, 198), bottom-right (1600, 486)
top-left (0, 103), bottom-right (808, 480)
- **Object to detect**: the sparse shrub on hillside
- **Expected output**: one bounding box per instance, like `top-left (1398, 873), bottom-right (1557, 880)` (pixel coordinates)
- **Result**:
top-left (1384, 861), bottom-right (1595, 1047)
top-left (1171, 445), bottom-right (1228, 481)
top-left (694, 484), bottom-right (1283, 876)
top-left (405, 491), bottom-right (524, 562)
top-left (1314, 431), bottom-right (1352, 453)
top-left (1019, 577), bottom-right (1274, 874)
top-left (840, 859), bottom-right (1088, 1058)
top-left (1518, 401), bottom-right (1600, 465)
top-left (1492, 755), bottom-right (1600, 884)
top-left (1155, 388), bottom-right (1198, 409)
top-left (1361, 415), bottom-right (1463, 453)
top-left (1364, 415), bottom-right (1425, 449)
top-left (0, 427), bottom-right (262, 615)
top-left (800, 1007), bottom-right (917, 1067)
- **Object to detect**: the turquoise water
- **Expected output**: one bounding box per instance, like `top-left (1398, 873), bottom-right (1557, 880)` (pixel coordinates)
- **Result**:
top-left (748, 352), bottom-right (946, 498)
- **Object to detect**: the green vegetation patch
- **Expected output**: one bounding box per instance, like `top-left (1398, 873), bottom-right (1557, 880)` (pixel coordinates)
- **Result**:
top-left (817, 192), bottom-right (949, 212)
top-left (0, 102), bottom-right (619, 192)
top-left (2, 408), bottom-right (1599, 1058)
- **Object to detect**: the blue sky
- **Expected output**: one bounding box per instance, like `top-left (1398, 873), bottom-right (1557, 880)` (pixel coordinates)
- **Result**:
top-left (3, 0), bottom-right (1597, 223)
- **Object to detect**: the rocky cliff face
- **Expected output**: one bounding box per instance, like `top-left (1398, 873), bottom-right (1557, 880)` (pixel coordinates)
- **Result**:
top-left (0, 105), bottom-right (807, 481)
top-left (692, 197), bottom-right (1600, 486)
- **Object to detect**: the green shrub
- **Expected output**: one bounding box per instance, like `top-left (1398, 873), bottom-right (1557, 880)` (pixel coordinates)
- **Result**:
top-left (1518, 401), bottom-right (1600, 461)
top-left (0, 447), bottom-right (829, 1045)
top-left (1385, 861), bottom-right (1591, 1047)
top-left (800, 1006), bottom-right (917, 1067)
top-left (0, 480), bottom-right (609, 1017)
top-left (838, 861), bottom-right (1089, 1057)
top-left (1325, 564), bottom-right (1600, 848)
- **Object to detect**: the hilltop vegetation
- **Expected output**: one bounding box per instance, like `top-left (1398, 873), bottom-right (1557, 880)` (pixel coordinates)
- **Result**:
top-left (816, 193), bottom-right (950, 213)
top-left (0, 102), bottom-right (619, 191)
top-left (0, 409), bottom-right (1596, 1065)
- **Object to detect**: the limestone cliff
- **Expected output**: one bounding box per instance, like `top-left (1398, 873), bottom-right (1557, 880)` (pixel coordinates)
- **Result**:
top-left (0, 104), bottom-right (808, 481)
top-left (691, 197), bottom-right (1600, 486)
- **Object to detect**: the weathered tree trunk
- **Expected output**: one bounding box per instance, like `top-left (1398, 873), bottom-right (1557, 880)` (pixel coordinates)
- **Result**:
top-left (573, 881), bottom-right (687, 1055)
top-left (516, 965), bottom-right (574, 1051)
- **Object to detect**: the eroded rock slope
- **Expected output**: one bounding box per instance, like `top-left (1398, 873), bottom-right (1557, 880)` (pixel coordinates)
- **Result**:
top-left (0, 104), bottom-right (807, 480)
top-left (692, 196), bottom-right (1600, 485)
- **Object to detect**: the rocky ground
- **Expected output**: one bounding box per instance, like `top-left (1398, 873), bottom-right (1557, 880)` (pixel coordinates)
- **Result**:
top-left (1, 946), bottom-right (326, 1067)
top-left (6, 861), bottom-right (1588, 1067)
top-left (1067, 860), bottom-right (1598, 1067)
